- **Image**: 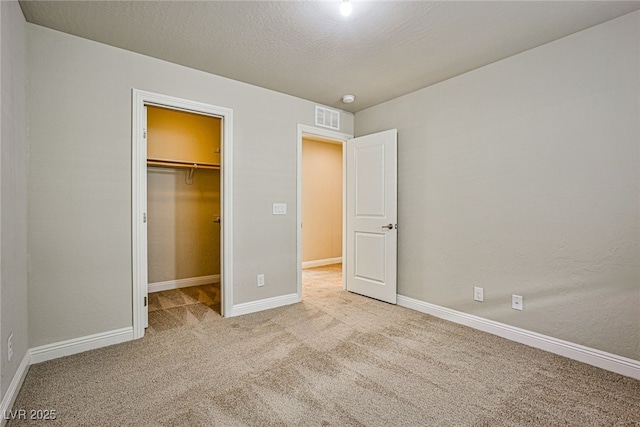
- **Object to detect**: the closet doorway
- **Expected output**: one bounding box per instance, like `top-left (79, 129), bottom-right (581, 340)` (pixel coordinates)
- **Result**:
top-left (296, 125), bottom-right (352, 299)
top-left (146, 106), bottom-right (222, 327)
top-left (132, 90), bottom-right (234, 339)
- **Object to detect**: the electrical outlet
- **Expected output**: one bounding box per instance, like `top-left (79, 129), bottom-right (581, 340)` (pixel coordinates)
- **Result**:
top-left (473, 287), bottom-right (484, 302)
top-left (7, 334), bottom-right (13, 362)
top-left (512, 295), bottom-right (523, 311)
top-left (257, 274), bottom-right (265, 287)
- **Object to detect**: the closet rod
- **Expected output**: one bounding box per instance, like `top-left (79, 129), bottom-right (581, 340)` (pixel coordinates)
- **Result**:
top-left (147, 158), bottom-right (220, 170)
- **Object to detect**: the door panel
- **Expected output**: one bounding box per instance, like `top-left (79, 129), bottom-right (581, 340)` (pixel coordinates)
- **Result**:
top-left (346, 129), bottom-right (397, 304)
top-left (355, 144), bottom-right (386, 217)
top-left (354, 232), bottom-right (386, 283)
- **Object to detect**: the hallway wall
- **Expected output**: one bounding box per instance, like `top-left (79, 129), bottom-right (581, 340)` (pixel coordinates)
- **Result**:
top-left (302, 138), bottom-right (342, 264)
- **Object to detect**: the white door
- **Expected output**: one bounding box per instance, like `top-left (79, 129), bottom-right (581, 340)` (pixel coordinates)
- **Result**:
top-left (346, 129), bottom-right (397, 303)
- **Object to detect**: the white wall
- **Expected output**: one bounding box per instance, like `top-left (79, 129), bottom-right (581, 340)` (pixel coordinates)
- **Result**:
top-left (356, 12), bottom-right (639, 360)
top-left (27, 24), bottom-right (353, 347)
top-left (0, 0), bottom-right (29, 397)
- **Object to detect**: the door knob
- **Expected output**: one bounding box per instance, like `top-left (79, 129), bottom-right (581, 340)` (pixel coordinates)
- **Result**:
top-left (381, 224), bottom-right (393, 230)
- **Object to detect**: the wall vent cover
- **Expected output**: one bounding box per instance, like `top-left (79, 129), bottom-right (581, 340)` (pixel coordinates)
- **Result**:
top-left (315, 106), bottom-right (340, 130)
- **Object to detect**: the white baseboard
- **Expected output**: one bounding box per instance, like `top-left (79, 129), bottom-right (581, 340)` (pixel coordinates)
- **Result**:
top-left (228, 293), bottom-right (300, 317)
top-left (397, 295), bottom-right (640, 380)
top-left (1, 328), bottom-right (134, 423)
top-left (0, 352), bottom-right (30, 427)
top-left (148, 274), bottom-right (220, 293)
top-left (29, 327), bottom-right (134, 365)
top-left (302, 257), bottom-right (342, 269)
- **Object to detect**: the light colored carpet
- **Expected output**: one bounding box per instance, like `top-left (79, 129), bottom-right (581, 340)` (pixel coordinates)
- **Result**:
top-left (9, 264), bottom-right (640, 426)
top-left (148, 282), bottom-right (221, 332)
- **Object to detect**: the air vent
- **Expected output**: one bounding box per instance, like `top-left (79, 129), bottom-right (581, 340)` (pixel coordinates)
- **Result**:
top-left (315, 106), bottom-right (340, 130)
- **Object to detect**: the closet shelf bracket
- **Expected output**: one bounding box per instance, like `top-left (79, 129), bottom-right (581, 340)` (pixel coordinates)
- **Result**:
top-left (186, 164), bottom-right (197, 185)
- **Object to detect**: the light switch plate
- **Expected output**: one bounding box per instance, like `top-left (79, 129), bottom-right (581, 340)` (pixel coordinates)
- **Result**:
top-left (473, 287), bottom-right (484, 302)
top-left (273, 203), bottom-right (287, 215)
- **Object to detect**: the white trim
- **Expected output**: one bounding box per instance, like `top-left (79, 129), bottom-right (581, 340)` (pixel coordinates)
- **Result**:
top-left (132, 92), bottom-right (148, 335)
top-left (132, 89), bottom-right (234, 339)
top-left (1, 328), bottom-right (135, 423)
top-left (302, 257), bottom-right (342, 269)
top-left (0, 352), bottom-right (30, 427)
top-left (148, 275), bottom-right (221, 293)
top-left (29, 327), bottom-right (133, 365)
top-left (296, 124), bottom-right (352, 301)
top-left (229, 293), bottom-right (299, 317)
top-left (397, 295), bottom-right (640, 380)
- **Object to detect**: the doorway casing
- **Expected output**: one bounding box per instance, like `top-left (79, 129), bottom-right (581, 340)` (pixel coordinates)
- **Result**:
top-left (132, 89), bottom-right (234, 339)
top-left (296, 124), bottom-right (353, 300)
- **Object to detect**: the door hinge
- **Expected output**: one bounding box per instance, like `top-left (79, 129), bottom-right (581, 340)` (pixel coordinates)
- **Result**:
top-left (144, 296), bottom-right (147, 307)
top-left (143, 213), bottom-right (147, 223)
top-left (143, 129), bottom-right (147, 139)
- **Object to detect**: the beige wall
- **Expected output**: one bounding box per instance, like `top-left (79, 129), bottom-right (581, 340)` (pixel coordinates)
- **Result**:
top-left (147, 105), bottom-right (221, 165)
top-left (27, 24), bottom-right (354, 347)
top-left (147, 168), bottom-right (220, 283)
top-left (1, 0), bottom-right (29, 398)
top-left (356, 12), bottom-right (640, 360)
top-left (302, 138), bottom-right (342, 263)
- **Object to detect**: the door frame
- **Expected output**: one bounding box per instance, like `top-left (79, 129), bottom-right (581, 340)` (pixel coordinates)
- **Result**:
top-left (296, 124), bottom-right (353, 299)
top-left (132, 89), bottom-right (234, 339)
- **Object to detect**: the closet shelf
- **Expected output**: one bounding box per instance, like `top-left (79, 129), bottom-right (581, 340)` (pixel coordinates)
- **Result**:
top-left (147, 158), bottom-right (220, 170)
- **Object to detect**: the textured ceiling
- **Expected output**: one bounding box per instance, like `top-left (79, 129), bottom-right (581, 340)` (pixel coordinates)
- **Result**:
top-left (19, 1), bottom-right (640, 113)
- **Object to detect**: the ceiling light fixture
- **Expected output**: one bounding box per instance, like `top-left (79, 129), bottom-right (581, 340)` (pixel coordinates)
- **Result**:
top-left (340, 0), bottom-right (352, 17)
top-left (342, 94), bottom-right (356, 104)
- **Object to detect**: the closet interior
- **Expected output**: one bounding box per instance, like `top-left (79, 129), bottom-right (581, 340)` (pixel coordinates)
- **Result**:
top-left (146, 105), bottom-right (222, 325)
